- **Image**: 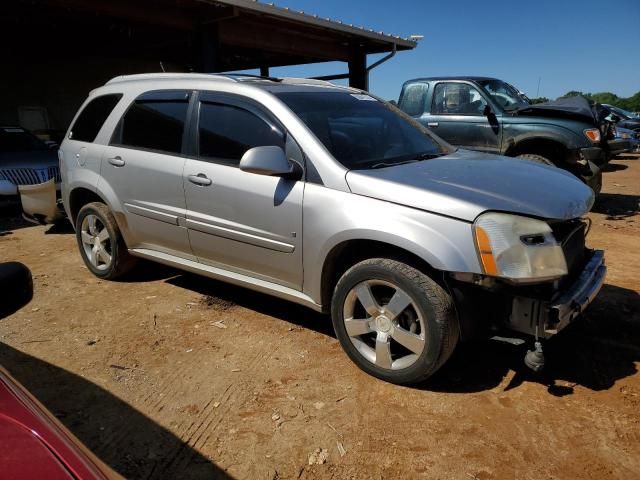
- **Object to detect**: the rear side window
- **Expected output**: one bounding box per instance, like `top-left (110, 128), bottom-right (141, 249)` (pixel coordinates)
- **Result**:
top-left (114, 90), bottom-right (190, 155)
top-left (399, 83), bottom-right (428, 116)
top-left (69, 94), bottom-right (122, 142)
top-left (198, 102), bottom-right (284, 165)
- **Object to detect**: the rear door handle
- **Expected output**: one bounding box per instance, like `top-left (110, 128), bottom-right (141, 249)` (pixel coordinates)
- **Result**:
top-left (188, 173), bottom-right (212, 186)
top-left (108, 156), bottom-right (125, 167)
top-left (427, 122), bottom-right (439, 128)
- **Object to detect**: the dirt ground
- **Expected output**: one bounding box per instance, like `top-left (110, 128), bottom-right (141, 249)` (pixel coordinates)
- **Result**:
top-left (1, 154), bottom-right (639, 480)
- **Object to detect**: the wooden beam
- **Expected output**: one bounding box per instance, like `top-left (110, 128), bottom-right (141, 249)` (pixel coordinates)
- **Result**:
top-left (218, 18), bottom-right (350, 62)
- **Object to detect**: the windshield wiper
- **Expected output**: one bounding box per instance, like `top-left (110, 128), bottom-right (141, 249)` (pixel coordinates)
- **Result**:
top-left (413, 152), bottom-right (445, 160)
top-left (369, 159), bottom-right (418, 169)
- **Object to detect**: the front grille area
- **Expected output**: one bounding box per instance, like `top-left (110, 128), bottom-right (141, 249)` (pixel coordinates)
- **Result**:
top-left (0, 166), bottom-right (60, 185)
top-left (551, 219), bottom-right (587, 276)
top-left (48, 165), bottom-right (62, 182)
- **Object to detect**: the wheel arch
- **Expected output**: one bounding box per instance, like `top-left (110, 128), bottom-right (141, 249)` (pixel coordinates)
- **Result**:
top-left (504, 136), bottom-right (570, 165)
top-left (319, 239), bottom-right (444, 313)
top-left (68, 187), bottom-right (109, 226)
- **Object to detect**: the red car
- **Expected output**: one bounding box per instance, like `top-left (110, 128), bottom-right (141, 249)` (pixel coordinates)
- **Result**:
top-left (0, 367), bottom-right (120, 480)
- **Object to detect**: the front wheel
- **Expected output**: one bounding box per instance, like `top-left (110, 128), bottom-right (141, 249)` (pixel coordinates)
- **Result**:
top-left (331, 258), bottom-right (459, 385)
top-left (516, 153), bottom-right (555, 166)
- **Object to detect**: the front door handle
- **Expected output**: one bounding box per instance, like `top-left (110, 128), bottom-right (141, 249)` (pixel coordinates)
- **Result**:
top-left (108, 156), bottom-right (125, 167)
top-left (427, 122), bottom-right (439, 128)
top-left (188, 173), bottom-right (212, 186)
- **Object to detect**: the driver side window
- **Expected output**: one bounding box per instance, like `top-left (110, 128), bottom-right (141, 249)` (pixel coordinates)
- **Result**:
top-left (432, 83), bottom-right (487, 116)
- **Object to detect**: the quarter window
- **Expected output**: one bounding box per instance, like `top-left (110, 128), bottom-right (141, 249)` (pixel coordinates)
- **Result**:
top-left (198, 102), bottom-right (283, 165)
top-left (399, 83), bottom-right (428, 116)
top-left (69, 94), bottom-right (122, 142)
top-left (115, 91), bottom-right (190, 154)
top-left (432, 83), bottom-right (488, 116)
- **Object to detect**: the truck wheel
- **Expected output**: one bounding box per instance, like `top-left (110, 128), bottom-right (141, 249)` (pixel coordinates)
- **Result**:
top-left (516, 153), bottom-right (555, 166)
top-left (331, 258), bottom-right (459, 385)
top-left (75, 202), bottom-right (136, 280)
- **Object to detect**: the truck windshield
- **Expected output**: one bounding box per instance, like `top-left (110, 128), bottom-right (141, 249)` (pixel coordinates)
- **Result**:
top-left (477, 80), bottom-right (529, 110)
top-left (274, 91), bottom-right (449, 170)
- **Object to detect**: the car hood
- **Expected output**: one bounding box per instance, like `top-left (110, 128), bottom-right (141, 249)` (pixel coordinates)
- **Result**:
top-left (0, 150), bottom-right (58, 169)
top-left (345, 149), bottom-right (595, 222)
top-left (512, 96), bottom-right (599, 124)
top-left (618, 118), bottom-right (640, 130)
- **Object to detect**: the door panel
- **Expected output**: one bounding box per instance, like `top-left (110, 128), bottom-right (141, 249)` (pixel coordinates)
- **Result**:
top-left (99, 90), bottom-right (193, 258)
top-left (100, 146), bottom-right (192, 257)
top-left (184, 161), bottom-right (303, 288)
top-left (424, 82), bottom-right (502, 153)
top-left (184, 94), bottom-right (303, 289)
top-left (426, 114), bottom-right (502, 153)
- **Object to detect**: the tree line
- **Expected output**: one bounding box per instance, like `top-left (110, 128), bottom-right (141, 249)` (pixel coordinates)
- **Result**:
top-left (529, 91), bottom-right (640, 112)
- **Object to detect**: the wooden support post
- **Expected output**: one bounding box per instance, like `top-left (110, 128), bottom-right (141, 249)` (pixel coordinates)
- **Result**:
top-left (348, 51), bottom-right (368, 90)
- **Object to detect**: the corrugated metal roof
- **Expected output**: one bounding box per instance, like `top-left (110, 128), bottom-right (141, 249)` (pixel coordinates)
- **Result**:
top-left (196, 0), bottom-right (418, 49)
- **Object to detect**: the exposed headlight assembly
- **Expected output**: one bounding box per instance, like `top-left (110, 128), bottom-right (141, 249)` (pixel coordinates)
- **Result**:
top-left (474, 212), bottom-right (567, 282)
top-left (584, 128), bottom-right (601, 143)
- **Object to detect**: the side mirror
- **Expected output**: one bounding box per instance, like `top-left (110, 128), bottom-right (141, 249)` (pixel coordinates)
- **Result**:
top-left (239, 146), bottom-right (295, 177)
top-left (483, 104), bottom-right (493, 117)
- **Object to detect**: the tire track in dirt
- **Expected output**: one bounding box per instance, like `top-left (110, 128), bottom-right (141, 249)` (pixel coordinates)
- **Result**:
top-left (149, 341), bottom-right (280, 477)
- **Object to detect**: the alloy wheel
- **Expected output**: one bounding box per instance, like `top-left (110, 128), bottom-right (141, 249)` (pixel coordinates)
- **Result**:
top-left (342, 280), bottom-right (426, 370)
top-left (80, 214), bottom-right (112, 271)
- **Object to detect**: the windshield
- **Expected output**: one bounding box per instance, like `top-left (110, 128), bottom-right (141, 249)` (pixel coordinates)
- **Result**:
top-left (274, 91), bottom-right (450, 170)
top-left (477, 79), bottom-right (529, 110)
top-left (0, 127), bottom-right (48, 153)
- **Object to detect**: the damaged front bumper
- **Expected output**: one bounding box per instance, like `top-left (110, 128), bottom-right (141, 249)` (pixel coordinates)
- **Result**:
top-left (508, 250), bottom-right (606, 338)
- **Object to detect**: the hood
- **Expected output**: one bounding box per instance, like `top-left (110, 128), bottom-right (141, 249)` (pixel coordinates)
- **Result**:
top-left (0, 150), bottom-right (58, 169)
top-left (513, 96), bottom-right (599, 124)
top-left (346, 149), bottom-right (594, 222)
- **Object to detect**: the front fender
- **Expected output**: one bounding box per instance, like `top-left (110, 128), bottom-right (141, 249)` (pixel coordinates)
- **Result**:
top-left (503, 122), bottom-right (588, 153)
top-left (302, 184), bottom-right (482, 304)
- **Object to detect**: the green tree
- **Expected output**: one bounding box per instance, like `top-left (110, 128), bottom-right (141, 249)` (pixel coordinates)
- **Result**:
top-left (529, 97), bottom-right (549, 104)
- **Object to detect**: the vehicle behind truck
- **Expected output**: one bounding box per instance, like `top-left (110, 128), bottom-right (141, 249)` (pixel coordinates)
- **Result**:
top-left (397, 77), bottom-right (630, 193)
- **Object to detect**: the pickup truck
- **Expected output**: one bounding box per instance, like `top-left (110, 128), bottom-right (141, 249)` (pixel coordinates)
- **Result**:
top-left (397, 77), bottom-right (629, 192)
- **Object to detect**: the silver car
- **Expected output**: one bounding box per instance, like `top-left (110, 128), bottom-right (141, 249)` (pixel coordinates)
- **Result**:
top-left (59, 73), bottom-right (606, 384)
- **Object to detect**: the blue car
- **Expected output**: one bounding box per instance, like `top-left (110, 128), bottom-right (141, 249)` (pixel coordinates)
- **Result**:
top-left (615, 126), bottom-right (640, 152)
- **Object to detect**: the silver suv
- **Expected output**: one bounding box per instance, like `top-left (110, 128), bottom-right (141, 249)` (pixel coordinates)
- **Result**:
top-left (60, 73), bottom-right (606, 384)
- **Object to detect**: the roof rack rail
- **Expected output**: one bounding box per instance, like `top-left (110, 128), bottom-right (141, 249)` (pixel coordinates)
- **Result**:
top-left (106, 73), bottom-right (237, 85)
top-left (224, 73), bottom-right (283, 82)
top-left (224, 74), bottom-right (335, 87)
top-left (279, 77), bottom-right (336, 87)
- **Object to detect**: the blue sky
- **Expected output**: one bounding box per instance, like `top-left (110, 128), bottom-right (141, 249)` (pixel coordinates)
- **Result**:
top-left (257, 0), bottom-right (640, 101)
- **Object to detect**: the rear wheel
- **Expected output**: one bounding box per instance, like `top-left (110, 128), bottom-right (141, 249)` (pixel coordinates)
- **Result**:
top-left (331, 258), bottom-right (459, 385)
top-left (75, 202), bottom-right (136, 279)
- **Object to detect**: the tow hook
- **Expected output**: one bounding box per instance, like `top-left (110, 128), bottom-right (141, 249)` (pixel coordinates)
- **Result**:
top-left (524, 341), bottom-right (545, 372)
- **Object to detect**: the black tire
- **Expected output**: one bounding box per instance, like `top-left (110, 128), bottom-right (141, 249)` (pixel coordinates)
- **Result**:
top-left (75, 202), bottom-right (136, 279)
top-left (0, 262), bottom-right (33, 318)
top-left (331, 258), bottom-right (459, 385)
top-left (518, 153), bottom-right (602, 194)
top-left (516, 153), bottom-right (555, 166)
top-left (590, 168), bottom-right (603, 195)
